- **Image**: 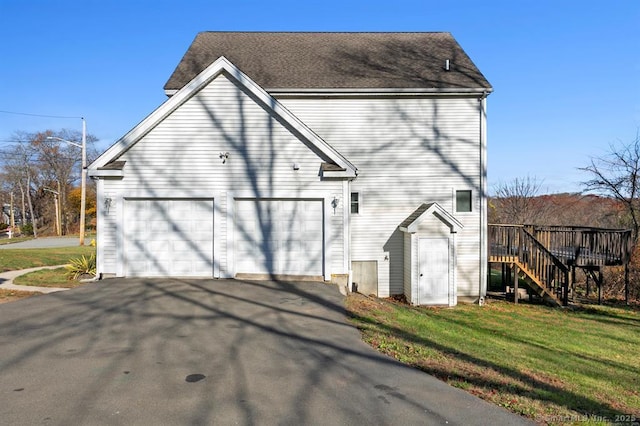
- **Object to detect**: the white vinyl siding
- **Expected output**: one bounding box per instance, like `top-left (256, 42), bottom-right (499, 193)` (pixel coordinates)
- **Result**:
top-left (98, 73), bottom-right (344, 278)
top-left (280, 96), bottom-right (482, 298)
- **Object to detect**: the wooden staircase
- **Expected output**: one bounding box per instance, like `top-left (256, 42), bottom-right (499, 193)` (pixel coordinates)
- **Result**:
top-left (489, 225), bottom-right (569, 306)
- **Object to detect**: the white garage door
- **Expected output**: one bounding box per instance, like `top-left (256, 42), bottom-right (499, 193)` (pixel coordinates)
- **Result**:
top-left (125, 199), bottom-right (214, 277)
top-left (235, 199), bottom-right (323, 276)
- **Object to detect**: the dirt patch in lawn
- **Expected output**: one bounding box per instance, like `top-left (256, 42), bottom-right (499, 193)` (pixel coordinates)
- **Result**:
top-left (0, 289), bottom-right (41, 304)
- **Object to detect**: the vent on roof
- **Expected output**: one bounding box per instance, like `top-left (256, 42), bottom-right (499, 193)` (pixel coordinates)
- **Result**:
top-left (445, 59), bottom-right (451, 71)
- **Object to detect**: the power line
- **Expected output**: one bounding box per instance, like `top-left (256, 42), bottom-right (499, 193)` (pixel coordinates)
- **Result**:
top-left (0, 110), bottom-right (83, 120)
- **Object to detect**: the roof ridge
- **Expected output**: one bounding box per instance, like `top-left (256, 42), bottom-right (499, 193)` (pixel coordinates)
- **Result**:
top-left (165, 32), bottom-right (491, 92)
top-left (196, 31), bottom-right (451, 34)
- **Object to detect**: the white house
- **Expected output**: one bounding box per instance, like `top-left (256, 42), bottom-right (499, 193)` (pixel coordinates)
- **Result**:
top-left (88, 32), bottom-right (492, 306)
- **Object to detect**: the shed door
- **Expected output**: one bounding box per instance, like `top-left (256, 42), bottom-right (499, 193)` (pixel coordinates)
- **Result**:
top-left (125, 199), bottom-right (214, 277)
top-left (418, 237), bottom-right (449, 305)
top-left (235, 199), bottom-right (323, 276)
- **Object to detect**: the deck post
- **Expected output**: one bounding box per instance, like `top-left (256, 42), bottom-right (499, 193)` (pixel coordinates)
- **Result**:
top-left (625, 264), bottom-right (629, 305)
top-left (571, 266), bottom-right (576, 302)
top-left (502, 263), bottom-right (507, 290)
top-left (513, 264), bottom-right (519, 304)
top-left (598, 269), bottom-right (602, 305)
top-left (518, 227), bottom-right (523, 259)
top-left (563, 269), bottom-right (569, 306)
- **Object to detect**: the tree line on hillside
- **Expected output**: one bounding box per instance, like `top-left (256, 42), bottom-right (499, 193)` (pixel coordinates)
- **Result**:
top-left (0, 129), bottom-right (99, 238)
top-left (489, 177), bottom-right (626, 230)
top-left (492, 132), bottom-right (640, 236)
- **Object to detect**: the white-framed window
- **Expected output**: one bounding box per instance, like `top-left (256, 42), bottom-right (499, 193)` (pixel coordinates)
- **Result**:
top-left (350, 192), bottom-right (361, 214)
top-left (455, 190), bottom-right (472, 213)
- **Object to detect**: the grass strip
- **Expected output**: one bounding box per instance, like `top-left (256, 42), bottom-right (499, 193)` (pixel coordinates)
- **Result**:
top-left (346, 294), bottom-right (640, 423)
top-left (0, 289), bottom-right (41, 303)
top-left (0, 246), bottom-right (95, 272)
top-left (13, 267), bottom-right (84, 288)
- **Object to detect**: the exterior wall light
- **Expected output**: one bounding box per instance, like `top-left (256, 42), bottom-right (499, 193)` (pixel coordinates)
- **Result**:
top-left (104, 197), bottom-right (113, 213)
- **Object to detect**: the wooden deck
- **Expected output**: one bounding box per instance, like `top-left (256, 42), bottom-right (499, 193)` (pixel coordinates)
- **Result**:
top-left (524, 225), bottom-right (632, 267)
top-left (488, 224), bottom-right (633, 306)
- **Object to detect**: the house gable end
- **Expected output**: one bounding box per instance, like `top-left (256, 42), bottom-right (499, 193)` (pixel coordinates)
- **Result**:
top-left (88, 56), bottom-right (356, 178)
top-left (114, 72), bottom-right (351, 188)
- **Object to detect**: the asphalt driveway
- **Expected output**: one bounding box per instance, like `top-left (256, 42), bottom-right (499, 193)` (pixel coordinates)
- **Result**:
top-left (0, 278), bottom-right (532, 425)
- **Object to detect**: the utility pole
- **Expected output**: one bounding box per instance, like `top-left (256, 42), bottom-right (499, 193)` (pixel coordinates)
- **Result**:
top-left (10, 192), bottom-right (15, 235)
top-left (46, 117), bottom-right (87, 245)
top-left (43, 187), bottom-right (61, 236)
top-left (79, 118), bottom-right (86, 245)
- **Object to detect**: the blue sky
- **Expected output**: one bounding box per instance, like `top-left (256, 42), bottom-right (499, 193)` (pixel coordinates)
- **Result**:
top-left (1, 0), bottom-right (638, 194)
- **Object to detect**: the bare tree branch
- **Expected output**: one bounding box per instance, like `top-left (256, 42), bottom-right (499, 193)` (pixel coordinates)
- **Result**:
top-left (580, 131), bottom-right (640, 240)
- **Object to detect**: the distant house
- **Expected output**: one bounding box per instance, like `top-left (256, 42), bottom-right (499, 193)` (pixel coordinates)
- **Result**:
top-left (88, 32), bottom-right (492, 306)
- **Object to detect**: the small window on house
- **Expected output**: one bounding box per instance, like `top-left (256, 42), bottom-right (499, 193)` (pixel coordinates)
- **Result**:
top-left (350, 192), bottom-right (360, 214)
top-left (456, 190), bottom-right (472, 212)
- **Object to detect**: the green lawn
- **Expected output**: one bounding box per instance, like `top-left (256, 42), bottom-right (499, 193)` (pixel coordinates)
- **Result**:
top-left (347, 294), bottom-right (640, 424)
top-left (0, 246), bottom-right (95, 272)
top-left (13, 267), bottom-right (84, 288)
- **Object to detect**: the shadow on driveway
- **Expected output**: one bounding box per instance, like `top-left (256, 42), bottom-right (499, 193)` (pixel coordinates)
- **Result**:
top-left (0, 278), bottom-right (532, 425)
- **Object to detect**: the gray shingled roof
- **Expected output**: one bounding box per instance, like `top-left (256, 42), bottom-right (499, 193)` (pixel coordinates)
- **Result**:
top-left (399, 203), bottom-right (433, 229)
top-left (164, 32), bottom-right (492, 92)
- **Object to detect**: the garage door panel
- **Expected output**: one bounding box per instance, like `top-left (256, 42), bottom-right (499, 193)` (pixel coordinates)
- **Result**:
top-left (149, 221), bottom-right (173, 233)
top-left (125, 199), bottom-right (214, 277)
top-left (173, 261), bottom-right (197, 275)
top-left (127, 261), bottom-right (148, 275)
top-left (150, 251), bottom-right (173, 262)
top-left (304, 220), bottom-right (323, 231)
top-left (172, 239), bottom-right (213, 251)
top-left (235, 199), bottom-right (323, 276)
top-left (172, 219), bottom-right (193, 230)
top-left (146, 240), bottom-right (171, 252)
top-left (193, 220), bottom-right (214, 232)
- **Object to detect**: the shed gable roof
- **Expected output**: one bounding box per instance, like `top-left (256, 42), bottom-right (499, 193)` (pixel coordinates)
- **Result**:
top-left (399, 202), bottom-right (463, 234)
top-left (164, 32), bottom-right (492, 93)
top-left (88, 56), bottom-right (357, 177)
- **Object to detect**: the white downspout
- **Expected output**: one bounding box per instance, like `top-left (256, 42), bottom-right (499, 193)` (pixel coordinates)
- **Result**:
top-left (479, 94), bottom-right (488, 302)
top-left (96, 178), bottom-right (104, 278)
top-left (343, 179), bottom-right (352, 292)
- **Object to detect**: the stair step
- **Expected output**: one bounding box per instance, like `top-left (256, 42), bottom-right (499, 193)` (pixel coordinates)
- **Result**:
top-left (513, 261), bottom-right (563, 307)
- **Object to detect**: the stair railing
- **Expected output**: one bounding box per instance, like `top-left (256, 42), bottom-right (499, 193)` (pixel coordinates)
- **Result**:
top-left (489, 224), bottom-right (570, 305)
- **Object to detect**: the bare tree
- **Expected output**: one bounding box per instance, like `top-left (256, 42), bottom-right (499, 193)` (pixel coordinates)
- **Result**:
top-left (0, 136), bottom-right (40, 237)
top-left (581, 132), bottom-right (640, 240)
top-left (0, 129), bottom-right (99, 236)
top-left (490, 175), bottom-right (549, 224)
top-left (32, 130), bottom-right (80, 234)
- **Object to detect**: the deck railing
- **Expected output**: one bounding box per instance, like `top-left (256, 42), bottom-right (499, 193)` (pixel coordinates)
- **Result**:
top-left (524, 225), bottom-right (633, 266)
top-left (489, 224), bottom-right (570, 305)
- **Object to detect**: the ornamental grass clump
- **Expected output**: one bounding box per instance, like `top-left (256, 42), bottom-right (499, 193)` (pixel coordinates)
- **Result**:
top-left (65, 253), bottom-right (96, 280)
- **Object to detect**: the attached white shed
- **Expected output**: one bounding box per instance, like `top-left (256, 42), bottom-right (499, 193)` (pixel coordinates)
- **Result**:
top-left (400, 203), bottom-right (463, 306)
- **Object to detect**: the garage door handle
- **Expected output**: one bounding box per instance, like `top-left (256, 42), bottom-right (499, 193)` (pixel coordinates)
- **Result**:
top-left (420, 273), bottom-right (423, 277)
